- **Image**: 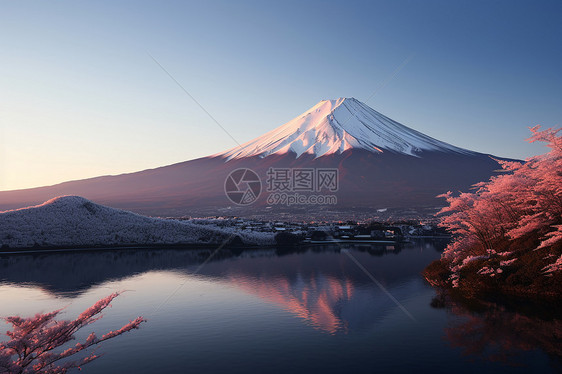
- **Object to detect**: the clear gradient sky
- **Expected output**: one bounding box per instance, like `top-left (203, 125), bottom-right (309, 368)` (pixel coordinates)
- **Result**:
top-left (1, 0), bottom-right (561, 191)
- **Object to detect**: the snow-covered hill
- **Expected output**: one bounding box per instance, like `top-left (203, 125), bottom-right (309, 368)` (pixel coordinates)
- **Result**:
top-left (0, 196), bottom-right (274, 249)
top-left (217, 97), bottom-right (473, 160)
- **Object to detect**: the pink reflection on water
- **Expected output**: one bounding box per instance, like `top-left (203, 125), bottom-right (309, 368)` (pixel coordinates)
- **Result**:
top-left (228, 273), bottom-right (354, 334)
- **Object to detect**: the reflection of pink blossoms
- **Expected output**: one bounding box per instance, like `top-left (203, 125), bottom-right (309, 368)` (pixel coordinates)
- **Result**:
top-left (0, 293), bottom-right (145, 373)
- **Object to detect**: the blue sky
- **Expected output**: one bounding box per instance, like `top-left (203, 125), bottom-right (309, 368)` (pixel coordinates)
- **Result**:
top-left (1, 0), bottom-right (561, 190)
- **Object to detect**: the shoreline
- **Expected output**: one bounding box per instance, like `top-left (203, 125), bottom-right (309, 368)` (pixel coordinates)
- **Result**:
top-left (0, 242), bottom-right (273, 256)
top-left (423, 258), bottom-right (562, 304)
top-left (0, 237), bottom-right (446, 256)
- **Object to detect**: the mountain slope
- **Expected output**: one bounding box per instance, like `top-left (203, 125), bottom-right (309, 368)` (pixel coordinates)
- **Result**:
top-left (0, 98), bottom-right (507, 217)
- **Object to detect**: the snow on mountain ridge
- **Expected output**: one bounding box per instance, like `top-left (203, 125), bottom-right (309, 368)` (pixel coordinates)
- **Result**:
top-left (217, 97), bottom-right (474, 160)
top-left (3, 195), bottom-right (99, 213)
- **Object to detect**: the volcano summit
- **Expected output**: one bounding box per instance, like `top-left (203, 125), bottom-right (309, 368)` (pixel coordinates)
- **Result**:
top-left (218, 97), bottom-right (473, 160)
top-left (0, 98), bottom-right (504, 217)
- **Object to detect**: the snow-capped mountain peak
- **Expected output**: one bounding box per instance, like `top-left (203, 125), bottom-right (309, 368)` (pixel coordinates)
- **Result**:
top-left (216, 97), bottom-right (473, 160)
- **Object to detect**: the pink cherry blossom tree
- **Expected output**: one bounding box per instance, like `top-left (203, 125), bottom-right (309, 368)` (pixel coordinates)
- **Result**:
top-left (0, 293), bottom-right (145, 374)
top-left (433, 126), bottom-right (562, 289)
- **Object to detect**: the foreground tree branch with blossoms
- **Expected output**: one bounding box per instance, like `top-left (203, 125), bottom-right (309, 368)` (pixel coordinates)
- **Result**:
top-left (424, 126), bottom-right (562, 300)
top-left (0, 293), bottom-right (145, 374)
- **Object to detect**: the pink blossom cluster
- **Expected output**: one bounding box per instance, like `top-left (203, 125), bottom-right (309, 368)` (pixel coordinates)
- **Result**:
top-left (438, 126), bottom-right (562, 286)
top-left (0, 293), bottom-right (145, 374)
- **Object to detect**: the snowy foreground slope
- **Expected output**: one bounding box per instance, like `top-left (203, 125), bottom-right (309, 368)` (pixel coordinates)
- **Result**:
top-left (0, 196), bottom-right (274, 249)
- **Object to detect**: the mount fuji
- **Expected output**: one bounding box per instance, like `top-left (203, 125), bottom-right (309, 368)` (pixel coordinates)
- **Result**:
top-left (0, 98), bottom-right (505, 217)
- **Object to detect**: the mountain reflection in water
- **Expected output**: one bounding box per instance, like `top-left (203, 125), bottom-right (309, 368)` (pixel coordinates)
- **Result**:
top-left (0, 243), bottom-right (439, 334)
top-left (1, 240), bottom-right (560, 373)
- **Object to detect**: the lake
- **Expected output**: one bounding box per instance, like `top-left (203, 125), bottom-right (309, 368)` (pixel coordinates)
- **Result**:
top-left (1, 241), bottom-right (560, 373)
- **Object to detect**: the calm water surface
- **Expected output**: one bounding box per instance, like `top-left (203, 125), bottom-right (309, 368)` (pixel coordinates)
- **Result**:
top-left (0, 241), bottom-right (560, 373)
